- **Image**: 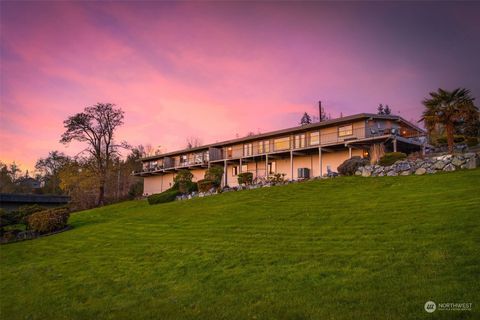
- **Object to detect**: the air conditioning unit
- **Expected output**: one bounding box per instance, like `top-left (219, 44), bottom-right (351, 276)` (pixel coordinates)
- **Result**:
top-left (297, 167), bottom-right (310, 179)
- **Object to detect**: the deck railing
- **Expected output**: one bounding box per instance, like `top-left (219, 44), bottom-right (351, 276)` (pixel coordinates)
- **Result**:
top-left (136, 126), bottom-right (425, 174)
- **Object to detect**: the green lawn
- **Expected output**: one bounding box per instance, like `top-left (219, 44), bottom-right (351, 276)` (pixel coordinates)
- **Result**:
top-left (1, 170), bottom-right (479, 319)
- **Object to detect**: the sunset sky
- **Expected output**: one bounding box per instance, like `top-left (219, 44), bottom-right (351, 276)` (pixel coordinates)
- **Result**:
top-left (1, 1), bottom-right (479, 172)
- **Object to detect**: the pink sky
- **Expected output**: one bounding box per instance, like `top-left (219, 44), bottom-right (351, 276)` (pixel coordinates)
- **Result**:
top-left (1, 2), bottom-right (479, 172)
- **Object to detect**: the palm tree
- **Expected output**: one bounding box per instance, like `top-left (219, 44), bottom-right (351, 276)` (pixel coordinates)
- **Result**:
top-left (421, 88), bottom-right (478, 154)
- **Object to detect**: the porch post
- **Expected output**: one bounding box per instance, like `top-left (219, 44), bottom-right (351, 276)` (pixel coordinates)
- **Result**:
top-left (223, 160), bottom-right (227, 187)
top-left (265, 154), bottom-right (269, 178)
top-left (239, 158), bottom-right (243, 173)
top-left (393, 139), bottom-right (397, 152)
top-left (422, 144), bottom-right (426, 156)
top-left (290, 150), bottom-right (294, 180)
top-left (318, 147), bottom-right (323, 178)
top-left (349, 147), bottom-right (352, 159)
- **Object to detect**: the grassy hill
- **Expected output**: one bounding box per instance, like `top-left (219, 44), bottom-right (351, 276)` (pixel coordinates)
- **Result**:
top-left (1, 170), bottom-right (479, 319)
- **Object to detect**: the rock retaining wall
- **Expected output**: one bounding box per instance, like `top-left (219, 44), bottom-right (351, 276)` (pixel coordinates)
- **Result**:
top-left (355, 153), bottom-right (479, 177)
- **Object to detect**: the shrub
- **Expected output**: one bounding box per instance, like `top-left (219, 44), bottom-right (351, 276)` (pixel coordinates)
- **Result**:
top-left (205, 166), bottom-right (224, 187)
top-left (378, 152), bottom-right (407, 166)
top-left (0, 208), bottom-right (14, 228)
top-left (128, 181), bottom-right (144, 199)
top-left (466, 136), bottom-right (478, 147)
top-left (173, 169), bottom-right (194, 193)
top-left (14, 204), bottom-right (47, 224)
top-left (147, 189), bottom-right (180, 205)
top-left (197, 179), bottom-right (214, 193)
top-left (26, 208), bottom-right (70, 234)
top-left (337, 156), bottom-right (370, 176)
top-left (0, 205), bottom-right (47, 227)
top-left (237, 172), bottom-right (253, 185)
top-left (435, 135), bottom-right (466, 145)
top-left (268, 173), bottom-right (286, 184)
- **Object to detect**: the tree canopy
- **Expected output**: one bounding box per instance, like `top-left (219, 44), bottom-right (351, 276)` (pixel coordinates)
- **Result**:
top-left (60, 103), bottom-right (126, 205)
top-left (421, 88), bottom-right (478, 153)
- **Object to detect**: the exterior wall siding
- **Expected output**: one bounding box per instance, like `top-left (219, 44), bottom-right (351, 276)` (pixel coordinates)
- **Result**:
top-left (143, 148), bottom-right (365, 194)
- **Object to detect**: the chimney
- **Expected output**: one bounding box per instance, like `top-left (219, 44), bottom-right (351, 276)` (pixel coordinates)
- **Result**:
top-left (318, 100), bottom-right (322, 122)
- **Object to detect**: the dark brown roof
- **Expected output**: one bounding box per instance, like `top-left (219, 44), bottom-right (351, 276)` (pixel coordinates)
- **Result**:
top-left (141, 113), bottom-right (425, 161)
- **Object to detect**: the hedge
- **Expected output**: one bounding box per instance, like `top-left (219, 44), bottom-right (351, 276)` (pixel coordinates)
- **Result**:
top-left (26, 208), bottom-right (70, 234)
top-left (197, 179), bottom-right (214, 192)
top-left (205, 166), bottom-right (224, 187)
top-left (237, 172), bottom-right (253, 185)
top-left (378, 152), bottom-right (407, 166)
top-left (337, 156), bottom-right (370, 176)
top-left (147, 189), bottom-right (180, 205)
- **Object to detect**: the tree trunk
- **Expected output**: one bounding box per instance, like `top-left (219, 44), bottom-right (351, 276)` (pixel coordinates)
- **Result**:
top-left (98, 183), bottom-right (105, 206)
top-left (98, 171), bottom-right (106, 206)
top-left (446, 122), bottom-right (455, 154)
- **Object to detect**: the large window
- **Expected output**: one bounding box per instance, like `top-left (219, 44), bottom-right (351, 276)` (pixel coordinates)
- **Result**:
top-left (232, 164), bottom-right (248, 176)
top-left (338, 124), bottom-right (353, 137)
top-left (258, 140), bottom-right (270, 154)
top-left (294, 134), bottom-right (306, 149)
top-left (226, 147), bottom-right (233, 158)
top-left (273, 137), bottom-right (290, 151)
top-left (310, 131), bottom-right (320, 145)
top-left (243, 143), bottom-right (253, 156)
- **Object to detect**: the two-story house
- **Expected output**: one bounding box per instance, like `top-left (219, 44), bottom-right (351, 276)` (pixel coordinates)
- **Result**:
top-left (135, 113), bottom-right (426, 195)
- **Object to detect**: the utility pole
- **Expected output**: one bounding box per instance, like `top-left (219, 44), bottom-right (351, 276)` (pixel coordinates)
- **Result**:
top-left (318, 101), bottom-right (322, 122)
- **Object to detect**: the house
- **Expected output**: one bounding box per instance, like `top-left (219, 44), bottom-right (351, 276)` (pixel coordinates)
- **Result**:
top-left (135, 113), bottom-right (426, 195)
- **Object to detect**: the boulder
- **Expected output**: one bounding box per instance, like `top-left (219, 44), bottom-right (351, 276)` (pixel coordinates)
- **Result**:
top-left (443, 163), bottom-right (456, 172)
top-left (415, 167), bottom-right (427, 175)
top-left (361, 167), bottom-right (372, 177)
top-left (436, 154), bottom-right (452, 161)
top-left (464, 158), bottom-right (478, 169)
top-left (400, 171), bottom-right (411, 176)
top-left (387, 171), bottom-right (397, 176)
top-left (451, 157), bottom-right (464, 167)
top-left (434, 161), bottom-right (446, 170)
top-left (396, 161), bottom-right (411, 172)
top-left (355, 170), bottom-right (362, 176)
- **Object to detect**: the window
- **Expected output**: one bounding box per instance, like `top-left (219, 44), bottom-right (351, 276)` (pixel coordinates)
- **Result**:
top-left (180, 155), bottom-right (188, 165)
top-left (243, 143), bottom-right (253, 156)
top-left (294, 134), bottom-right (305, 148)
top-left (310, 131), bottom-right (320, 145)
top-left (338, 124), bottom-right (353, 137)
top-left (233, 165), bottom-right (248, 176)
top-left (226, 147), bottom-right (233, 158)
top-left (194, 153), bottom-right (202, 163)
top-left (268, 161), bottom-right (276, 174)
top-left (273, 137), bottom-right (290, 151)
top-left (258, 140), bottom-right (270, 154)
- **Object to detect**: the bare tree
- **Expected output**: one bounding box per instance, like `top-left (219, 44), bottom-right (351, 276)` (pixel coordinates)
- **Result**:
top-left (60, 103), bottom-right (126, 206)
top-left (186, 136), bottom-right (202, 149)
top-left (35, 150), bottom-right (70, 194)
